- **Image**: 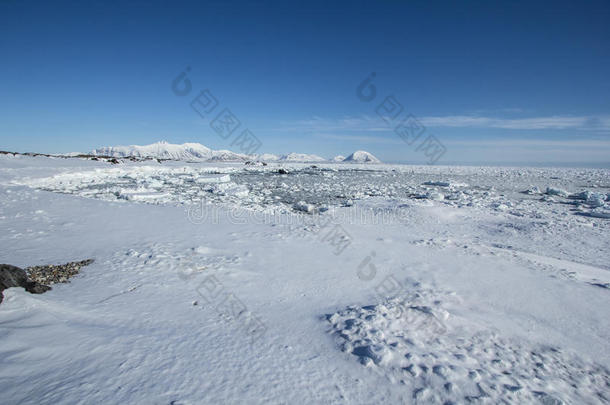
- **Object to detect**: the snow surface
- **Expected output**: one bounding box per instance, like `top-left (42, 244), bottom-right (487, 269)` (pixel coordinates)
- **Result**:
top-left (1, 155), bottom-right (609, 404)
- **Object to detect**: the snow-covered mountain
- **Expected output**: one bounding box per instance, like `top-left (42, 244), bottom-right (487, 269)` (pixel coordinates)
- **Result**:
top-left (92, 141), bottom-right (213, 161)
top-left (92, 141), bottom-right (250, 162)
top-left (343, 150), bottom-right (381, 163)
top-left (332, 155), bottom-right (346, 162)
top-left (278, 153), bottom-right (326, 162)
top-left (207, 150), bottom-right (249, 162)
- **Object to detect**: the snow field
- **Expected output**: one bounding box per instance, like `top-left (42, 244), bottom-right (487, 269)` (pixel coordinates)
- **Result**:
top-left (0, 156), bottom-right (608, 404)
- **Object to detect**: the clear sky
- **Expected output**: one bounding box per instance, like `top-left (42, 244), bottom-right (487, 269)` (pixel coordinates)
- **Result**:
top-left (1, 0), bottom-right (609, 165)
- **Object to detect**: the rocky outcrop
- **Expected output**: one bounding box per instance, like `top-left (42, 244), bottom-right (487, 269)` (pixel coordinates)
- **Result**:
top-left (0, 264), bottom-right (51, 303)
top-left (0, 259), bottom-right (94, 303)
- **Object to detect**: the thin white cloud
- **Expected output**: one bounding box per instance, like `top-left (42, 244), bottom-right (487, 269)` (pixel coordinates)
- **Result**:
top-left (273, 116), bottom-right (391, 132)
top-left (312, 133), bottom-right (403, 144)
top-left (419, 115), bottom-right (608, 130)
top-left (444, 139), bottom-right (610, 148)
top-left (273, 115), bottom-right (610, 132)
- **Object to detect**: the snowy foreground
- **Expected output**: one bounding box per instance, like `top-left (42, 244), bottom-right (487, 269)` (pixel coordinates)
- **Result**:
top-left (1, 155), bottom-right (609, 404)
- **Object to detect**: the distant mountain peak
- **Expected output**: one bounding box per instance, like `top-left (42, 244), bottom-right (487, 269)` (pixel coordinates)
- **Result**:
top-left (343, 150), bottom-right (381, 163)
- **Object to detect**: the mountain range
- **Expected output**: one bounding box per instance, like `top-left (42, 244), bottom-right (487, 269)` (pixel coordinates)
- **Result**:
top-left (91, 141), bottom-right (381, 163)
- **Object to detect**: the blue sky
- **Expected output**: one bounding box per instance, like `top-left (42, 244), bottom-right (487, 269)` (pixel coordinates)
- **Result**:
top-left (1, 0), bottom-right (609, 165)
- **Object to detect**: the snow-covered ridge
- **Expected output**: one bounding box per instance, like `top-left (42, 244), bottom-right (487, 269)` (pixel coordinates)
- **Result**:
top-left (93, 141), bottom-right (230, 161)
top-left (91, 141), bottom-right (380, 163)
top-left (278, 152), bottom-right (326, 162)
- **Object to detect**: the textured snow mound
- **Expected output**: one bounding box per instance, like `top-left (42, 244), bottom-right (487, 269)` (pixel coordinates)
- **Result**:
top-left (343, 150), bottom-right (381, 163)
top-left (326, 283), bottom-right (610, 404)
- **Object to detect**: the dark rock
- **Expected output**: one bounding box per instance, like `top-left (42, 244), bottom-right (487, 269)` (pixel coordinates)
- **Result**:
top-left (278, 168), bottom-right (289, 174)
top-left (0, 264), bottom-right (51, 303)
